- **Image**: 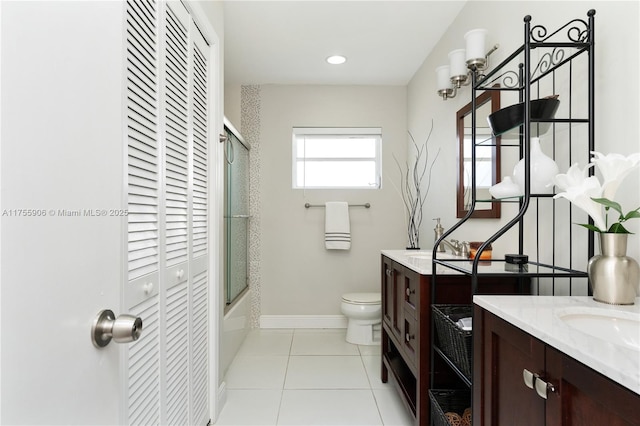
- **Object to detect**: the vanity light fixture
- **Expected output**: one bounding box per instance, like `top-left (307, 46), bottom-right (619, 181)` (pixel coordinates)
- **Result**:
top-left (436, 28), bottom-right (499, 100)
top-left (326, 55), bottom-right (347, 65)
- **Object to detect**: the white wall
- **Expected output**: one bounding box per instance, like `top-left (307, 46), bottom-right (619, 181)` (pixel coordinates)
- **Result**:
top-left (255, 85), bottom-right (407, 319)
top-left (225, 83), bottom-right (242, 129)
top-left (408, 1), bottom-right (640, 269)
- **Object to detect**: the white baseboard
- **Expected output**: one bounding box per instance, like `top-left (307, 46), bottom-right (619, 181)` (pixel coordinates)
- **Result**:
top-left (260, 315), bottom-right (348, 329)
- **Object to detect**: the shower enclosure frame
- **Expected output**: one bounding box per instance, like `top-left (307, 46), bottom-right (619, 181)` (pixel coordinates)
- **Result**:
top-left (223, 118), bottom-right (250, 311)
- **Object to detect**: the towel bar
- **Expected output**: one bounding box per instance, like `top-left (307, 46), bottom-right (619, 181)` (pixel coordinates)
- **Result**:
top-left (304, 203), bottom-right (370, 209)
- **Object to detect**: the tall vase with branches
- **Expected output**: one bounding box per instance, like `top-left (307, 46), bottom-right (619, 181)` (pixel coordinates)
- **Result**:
top-left (394, 120), bottom-right (440, 249)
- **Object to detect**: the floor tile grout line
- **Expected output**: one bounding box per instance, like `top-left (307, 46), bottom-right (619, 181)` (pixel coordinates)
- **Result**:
top-left (369, 388), bottom-right (387, 426)
top-left (275, 329), bottom-right (296, 425)
top-left (359, 348), bottom-right (387, 424)
top-left (223, 329), bottom-right (400, 425)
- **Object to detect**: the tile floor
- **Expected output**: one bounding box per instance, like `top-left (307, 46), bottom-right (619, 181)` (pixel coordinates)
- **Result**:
top-left (215, 328), bottom-right (415, 426)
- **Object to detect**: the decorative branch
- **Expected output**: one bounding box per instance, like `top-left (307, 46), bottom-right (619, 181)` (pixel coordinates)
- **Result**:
top-left (394, 120), bottom-right (440, 249)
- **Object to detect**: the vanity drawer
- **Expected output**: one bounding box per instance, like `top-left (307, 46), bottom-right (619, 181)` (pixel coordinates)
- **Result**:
top-left (403, 312), bottom-right (418, 367)
top-left (403, 268), bottom-right (419, 319)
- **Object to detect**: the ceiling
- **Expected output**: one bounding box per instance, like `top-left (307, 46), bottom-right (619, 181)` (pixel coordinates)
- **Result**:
top-left (222, 1), bottom-right (467, 86)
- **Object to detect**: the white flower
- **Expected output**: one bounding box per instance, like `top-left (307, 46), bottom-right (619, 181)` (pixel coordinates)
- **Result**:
top-left (590, 151), bottom-right (640, 200)
top-left (553, 174), bottom-right (606, 231)
top-left (552, 162), bottom-right (594, 192)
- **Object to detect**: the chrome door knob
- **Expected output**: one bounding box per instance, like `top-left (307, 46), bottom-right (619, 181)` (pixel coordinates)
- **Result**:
top-left (91, 309), bottom-right (143, 348)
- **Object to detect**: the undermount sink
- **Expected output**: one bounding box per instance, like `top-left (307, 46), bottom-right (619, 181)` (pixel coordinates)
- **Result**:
top-left (558, 308), bottom-right (640, 351)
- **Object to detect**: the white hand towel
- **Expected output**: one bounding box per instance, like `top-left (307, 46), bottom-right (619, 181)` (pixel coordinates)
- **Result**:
top-left (325, 202), bottom-right (351, 250)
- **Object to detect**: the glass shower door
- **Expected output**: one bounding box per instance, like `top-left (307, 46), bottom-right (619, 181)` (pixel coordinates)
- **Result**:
top-left (224, 121), bottom-right (250, 306)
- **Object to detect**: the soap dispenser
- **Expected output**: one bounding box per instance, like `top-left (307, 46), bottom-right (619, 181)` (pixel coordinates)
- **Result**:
top-left (433, 218), bottom-right (445, 252)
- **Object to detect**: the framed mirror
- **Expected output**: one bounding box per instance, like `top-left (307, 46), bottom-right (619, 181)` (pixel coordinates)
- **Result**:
top-left (456, 88), bottom-right (501, 218)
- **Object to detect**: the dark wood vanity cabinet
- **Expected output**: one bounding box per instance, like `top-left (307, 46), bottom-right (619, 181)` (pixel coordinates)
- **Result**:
top-left (381, 257), bottom-right (420, 374)
top-left (473, 305), bottom-right (640, 426)
top-left (381, 256), bottom-right (429, 423)
top-left (380, 255), bottom-right (527, 425)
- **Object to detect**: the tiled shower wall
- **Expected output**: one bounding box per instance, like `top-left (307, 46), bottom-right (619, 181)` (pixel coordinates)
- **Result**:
top-left (241, 85), bottom-right (261, 328)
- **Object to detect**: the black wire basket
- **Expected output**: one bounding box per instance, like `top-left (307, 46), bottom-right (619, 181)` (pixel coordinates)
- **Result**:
top-left (429, 389), bottom-right (471, 426)
top-left (432, 305), bottom-right (473, 381)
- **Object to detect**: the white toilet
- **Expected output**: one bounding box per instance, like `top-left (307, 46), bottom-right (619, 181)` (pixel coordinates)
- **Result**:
top-left (340, 292), bottom-right (382, 345)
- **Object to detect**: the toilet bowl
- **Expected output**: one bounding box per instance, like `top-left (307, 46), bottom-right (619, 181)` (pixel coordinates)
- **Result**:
top-left (340, 292), bottom-right (382, 345)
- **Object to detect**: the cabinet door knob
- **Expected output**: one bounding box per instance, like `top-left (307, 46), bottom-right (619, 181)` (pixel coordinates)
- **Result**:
top-left (386, 269), bottom-right (394, 277)
top-left (405, 288), bottom-right (415, 297)
top-left (405, 333), bottom-right (415, 342)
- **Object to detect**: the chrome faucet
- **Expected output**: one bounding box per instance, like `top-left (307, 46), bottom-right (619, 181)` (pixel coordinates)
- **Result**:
top-left (433, 218), bottom-right (469, 257)
top-left (440, 239), bottom-right (465, 256)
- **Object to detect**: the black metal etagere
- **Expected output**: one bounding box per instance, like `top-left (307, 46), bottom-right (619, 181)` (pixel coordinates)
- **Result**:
top-left (429, 9), bottom-right (597, 421)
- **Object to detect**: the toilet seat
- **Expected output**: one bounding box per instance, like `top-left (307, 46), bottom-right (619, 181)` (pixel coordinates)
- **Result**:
top-left (341, 292), bottom-right (380, 305)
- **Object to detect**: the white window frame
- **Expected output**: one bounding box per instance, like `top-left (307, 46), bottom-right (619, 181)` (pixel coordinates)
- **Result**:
top-left (292, 127), bottom-right (382, 189)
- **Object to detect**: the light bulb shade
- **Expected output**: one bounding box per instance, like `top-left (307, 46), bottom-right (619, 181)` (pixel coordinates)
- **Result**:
top-left (465, 28), bottom-right (488, 61)
top-left (436, 65), bottom-right (452, 90)
top-left (448, 49), bottom-right (467, 78)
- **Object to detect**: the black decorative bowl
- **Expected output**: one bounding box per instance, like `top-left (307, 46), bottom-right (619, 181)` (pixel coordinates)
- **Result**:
top-left (487, 96), bottom-right (560, 136)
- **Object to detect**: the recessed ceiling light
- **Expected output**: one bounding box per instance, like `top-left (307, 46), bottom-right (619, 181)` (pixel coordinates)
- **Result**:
top-left (326, 55), bottom-right (347, 65)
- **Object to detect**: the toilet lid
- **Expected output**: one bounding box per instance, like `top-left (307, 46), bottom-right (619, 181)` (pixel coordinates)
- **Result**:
top-left (341, 292), bottom-right (381, 305)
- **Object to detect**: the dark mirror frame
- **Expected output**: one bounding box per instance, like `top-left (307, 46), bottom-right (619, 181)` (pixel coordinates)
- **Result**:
top-left (456, 88), bottom-right (501, 218)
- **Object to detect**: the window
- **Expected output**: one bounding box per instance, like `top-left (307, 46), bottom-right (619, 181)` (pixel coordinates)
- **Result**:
top-left (292, 127), bottom-right (382, 189)
top-left (463, 135), bottom-right (493, 188)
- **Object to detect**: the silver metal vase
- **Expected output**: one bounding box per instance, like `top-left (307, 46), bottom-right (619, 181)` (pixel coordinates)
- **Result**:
top-left (588, 233), bottom-right (639, 305)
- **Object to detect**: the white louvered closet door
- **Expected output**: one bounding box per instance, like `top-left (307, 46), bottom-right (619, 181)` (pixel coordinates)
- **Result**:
top-left (189, 23), bottom-right (211, 426)
top-left (163, 3), bottom-right (191, 424)
top-left (125, 0), bottom-right (162, 423)
top-left (124, 0), bottom-right (211, 424)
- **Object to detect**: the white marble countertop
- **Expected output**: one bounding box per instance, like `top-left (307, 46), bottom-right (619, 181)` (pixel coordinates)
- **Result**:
top-left (381, 249), bottom-right (465, 275)
top-left (474, 295), bottom-right (640, 395)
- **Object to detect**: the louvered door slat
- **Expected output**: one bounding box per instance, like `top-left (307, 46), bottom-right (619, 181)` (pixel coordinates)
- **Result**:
top-left (127, 77), bottom-right (157, 110)
top-left (166, 144), bottom-right (188, 165)
top-left (128, 145), bottom-right (157, 169)
top-left (128, 108), bottom-right (157, 134)
top-left (127, 296), bottom-right (160, 425)
top-left (127, 59), bottom-right (157, 93)
top-left (127, 2), bottom-right (155, 39)
top-left (165, 82), bottom-right (188, 106)
top-left (191, 269), bottom-right (209, 423)
top-left (190, 23), bottom-right (210, 423)
top-left (161, 3), bottom-right (193, 424)
top-left (127, 17), bottom-right (156, 62)
top-left (127, 39), bottom-right (156, 79)
top-left (126, 3), bottom-right (159, 285)
top-left (166, 62), bottom-right (188, 92)
top-left (166, 282), bottom-right (189, 425)
top-left (129, 153), bottom-right (157, 174)
top-left (191, 40), bottom-right (208, 260)
top-left (136, 0), bottom-right (155, 21)
top-left (164, 2), bottom-right (189, 269)
top-left (165, 114), bottom-right (188, 137)
top-left (125, 1), bottom-right (161, 425)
